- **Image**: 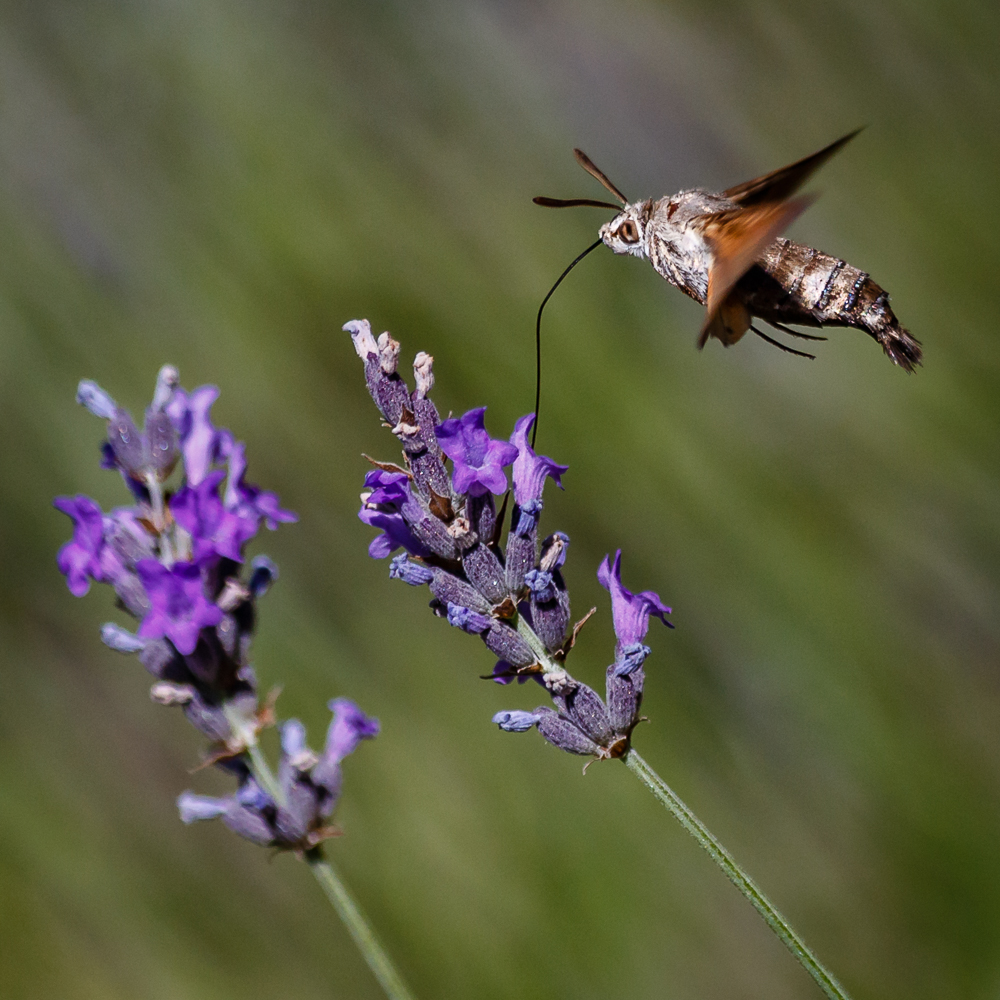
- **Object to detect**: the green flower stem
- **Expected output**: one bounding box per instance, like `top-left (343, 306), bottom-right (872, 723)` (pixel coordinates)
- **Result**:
top-left (307, 850), bottom-right (418, 1000)
top-left (624, 749), bottom-right (852, 1000)
top-left (239, 729), bottom-right (417, 1000)
top-left (245, 739), bottom-right (285, 805)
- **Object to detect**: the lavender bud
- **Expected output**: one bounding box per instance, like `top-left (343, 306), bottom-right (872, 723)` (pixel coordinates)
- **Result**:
top-left (223, 805), bottom-right (276, 846)
top-left (530, 579), bottom-right (571, 655)
top-left (467, 494), bottom-right (496, 542)
top-left (606, 665), bottom-right (643, 735)
top-left (345, 319), bottom-right (410, 424)
top-left (248, 555), bottom-right (278, 598)
top-left (273, 782), bottom-right (316, 844)
top-left (413, 352), bottom-right (434, 398)
top-left (482, 621), bottom-right (536, 668)
top-left (463, 543), bottom-right (508, 604)
top-left (114, 573), bottom-right (152, 618)
top-left (400, 494), bottom-right (459, 560)
top-left (492, 710), bottom-right (541, 733)
top-left (101, 622), bottom-right (147, 653)
top-left (525, 569), bottom-right (555, 603)
top-left (151, 365), bottom-right (179, 411)
top-left (150, 682), bottom-right (196, 706)
top-left (614, 642), bottom-right (650, 677)
top-left (139, 638), bottom-right (178, 678)
top-left (215, 614), bottom-right (240, 657)
top-left (76, 379), bottom-right (118, 419)
top-left (536, 709), bottom-right (601, 756)
top-left (177, 791), bottom-right (227, 824)
top-left (107, 409), bottom-right (145, 477)
top-left (389, 554), bottom-right (434, 587)
top-left (446, 603), bottom-right (493, 634)
top-left (429, 568), bottom-right (492, 615)
top-left (144, 410), bottom-right (179, 478)
top-left (182, 695), bottom-right (232, 742)
top-left (505, 529), bottom-right (536, 594)
top-left (345, 318), bottom-right (378, 359)
top-left (514, 499), bottom-right (542, 538)
top-left (558, 682), bottom-right (614, 747)
top-left (377, 332), bottom-right (401, 374)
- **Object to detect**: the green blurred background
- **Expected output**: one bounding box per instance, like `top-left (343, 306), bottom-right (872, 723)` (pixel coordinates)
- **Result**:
top-left (2, 1), bottom-right (999, 997)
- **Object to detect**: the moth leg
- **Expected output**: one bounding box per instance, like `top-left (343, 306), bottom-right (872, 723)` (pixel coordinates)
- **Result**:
top-left (750, 325), bottom-right (816, 359)
top-left (766, 319), bottom-right (828, 343)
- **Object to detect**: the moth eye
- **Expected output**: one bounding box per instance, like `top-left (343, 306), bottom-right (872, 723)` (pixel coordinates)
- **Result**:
top-left (619, 220), bottom-right (639, 243)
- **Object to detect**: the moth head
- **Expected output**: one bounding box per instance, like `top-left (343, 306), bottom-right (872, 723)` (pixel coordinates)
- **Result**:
top-left (600, 203), bottom-right (650, 258)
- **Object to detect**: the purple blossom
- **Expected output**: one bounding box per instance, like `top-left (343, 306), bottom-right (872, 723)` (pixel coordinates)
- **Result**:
top-left (224, 441), bottom-right (297, 531)
top-left (311, 698), bottom-right (381, 807)
top-left (167, 385), bottom-right (221, 486)
top-left (598, 550), bottom-right (673, 654)
top-left (435, 407), bottom-right (518, 497)
top-left (136, 558), bottom-right (223, 655)
top-left (54, 495), bottom-right (107, 596)
top-left (171, 470), bottom-right (257, 562)
top-left (510, 414), bottom-right (568, 506)
top-left (358, 470), bottom-right (429, 559)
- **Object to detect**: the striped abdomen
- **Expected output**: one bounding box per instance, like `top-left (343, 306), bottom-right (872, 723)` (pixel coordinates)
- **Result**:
top-left (738, 238), bottom-right (922, 371)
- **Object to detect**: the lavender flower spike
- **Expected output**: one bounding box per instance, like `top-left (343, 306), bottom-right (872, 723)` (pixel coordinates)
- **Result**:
top-left (76, 380), bottom-right (118, 419)
top-left (435, 407), bottom-right (518, 497)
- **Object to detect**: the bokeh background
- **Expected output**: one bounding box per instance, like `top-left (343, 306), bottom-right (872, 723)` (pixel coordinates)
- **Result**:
top-left (2, 1), bottom-right (999, 997)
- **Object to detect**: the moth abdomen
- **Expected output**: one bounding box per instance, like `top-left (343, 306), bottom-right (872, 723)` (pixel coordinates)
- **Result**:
top-left (740, 239), bottom-right (922, 372)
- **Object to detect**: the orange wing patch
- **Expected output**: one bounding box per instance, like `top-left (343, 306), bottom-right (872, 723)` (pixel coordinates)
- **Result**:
top-left (701, 195), bottom-right (815, 338)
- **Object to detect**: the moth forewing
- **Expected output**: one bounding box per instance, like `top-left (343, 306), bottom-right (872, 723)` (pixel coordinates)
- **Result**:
top-left (702, 195), bottom-right (815, 328)
top-left (721, 128), bottom-right (863, 206)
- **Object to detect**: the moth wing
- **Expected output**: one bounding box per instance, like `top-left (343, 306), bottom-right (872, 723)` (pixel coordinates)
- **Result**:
top-left (721, 128), bottom-right (862, 207)
top-left (701, 195), bottom-right (815, 332)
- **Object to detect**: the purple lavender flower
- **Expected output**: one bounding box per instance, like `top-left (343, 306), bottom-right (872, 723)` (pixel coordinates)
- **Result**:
top-left (358, 470), bottom-right (431, 559)
top-left (224, 441), bottom-right (298, 531)
top-left (510, 413), bottom-right (568, 507)
top-left (171, 471), bottom-right (257, 562)
top-left (56, 366), bottom-right (296, 738)
top-left (167, 384), bottom-right (221, 487)
top-left (435, 407), bottom-right (518, 498)
top-left (350, 320), bottom-right (672, 766)
top-left (136, 559), bottom-right (223, 655)
top-left (54, 495), bottom-right (108, 596)
top-left (59, 367), bottom-right (378, 920)
top-left (598, 549), bottom-right (673, 676)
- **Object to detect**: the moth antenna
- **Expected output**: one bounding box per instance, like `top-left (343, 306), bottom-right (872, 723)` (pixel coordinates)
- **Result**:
top-left (750, 324), bottom-right (816, 359)
top-left (533, 196), bottom-right (623, 210)
top-left (766, 319), bottom-right (828, 343)
top-left (573, 149), bottom-right (628, 205)
top-left (533, 239), bottom-right (604, 448)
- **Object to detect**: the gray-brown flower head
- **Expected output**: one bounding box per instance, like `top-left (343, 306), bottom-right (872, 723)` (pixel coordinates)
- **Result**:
top-left (349, 318), bottom-right (670, 764)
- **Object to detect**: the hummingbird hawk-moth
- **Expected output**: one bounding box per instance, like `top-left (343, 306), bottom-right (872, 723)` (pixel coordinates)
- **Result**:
top-left (535, 130), bottom-right (921, 371)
